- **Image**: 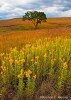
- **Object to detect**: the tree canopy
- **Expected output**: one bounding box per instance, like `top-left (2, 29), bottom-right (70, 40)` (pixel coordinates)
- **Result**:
top-left (23, 11), bottom-right (47, 29)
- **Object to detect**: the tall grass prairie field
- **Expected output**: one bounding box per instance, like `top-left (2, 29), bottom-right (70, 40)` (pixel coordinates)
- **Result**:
top-left (0, 18), bottom-right (71, 100)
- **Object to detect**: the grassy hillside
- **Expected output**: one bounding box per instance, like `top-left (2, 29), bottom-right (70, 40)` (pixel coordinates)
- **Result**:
top-left (0, 18), bottom-right (71, 32)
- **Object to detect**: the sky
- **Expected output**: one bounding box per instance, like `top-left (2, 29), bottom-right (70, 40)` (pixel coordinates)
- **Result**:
top-left (0, 0), bottom-right (71, 20)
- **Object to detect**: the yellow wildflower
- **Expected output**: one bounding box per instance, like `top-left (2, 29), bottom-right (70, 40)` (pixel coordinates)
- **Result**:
top-left (33, 75), bottom-right (36, 80)
top-left (6, 53), bottom-right (9, 56)
top-left (1, 66), bottom-right (6, 71)
top-left (5, 57), bottom-right (9, 60)
top-left (53, 58), bottom-right (56, 61)
top-left (63, 62), bottom-right (68, 70)
top-left (27, 69), bottom-right (32, 75)
top-left (18, 69), bottom-right (24, 78)
top-left (44, 53), bottom-right (47, 58)
top-left (35, 47), bottom-right (38, 50)
top-left (17, 74), bottom-right (22, 78)
top-left (20, 59), bottom-right (25, 63)
top-left (31, 59), bottom-right (34, 62)
top-left (22, 47), bottom-right (25, 51)
top-left (20, 50), bottom-right (24, 54)
top-left (15, 60), bottom-right (19, 64)
top-left (25, 73), bottom-right (30, 78)
top-left (34, 61), bottom-right (38, 64)
top-left (9, 58), bottom-right (14, 64)
top-left (2, 61), bottom-right (5, 65)
top-left (31, 46), bottom-right (35, 51)
top-left (0, 53), bottom-right (4, 57)
top-left (27, 54), bottom-right (30, 58)
top-left (25, 44), bottom-right (30, 48)
top-left (1, 71), bottom-right (3, 75)
top-left (35, 56), bottom-right (39, 60)
top-left (1, 66), bottom-right (3, 69)
top-left (12, 47), bottom-right (18, 53)
top-left (20, 69), bottom-right (24, 74)
top-left (25, 69), bottom-right (32, 78)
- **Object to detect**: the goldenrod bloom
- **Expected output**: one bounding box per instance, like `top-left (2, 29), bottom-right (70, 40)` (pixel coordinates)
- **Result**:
top-left (17, 74), bottom-right (23, 78)
top-left (27, 69), bottom-right (32, 75)
top-left (20, 69), bottom-right (24, 74)
top-left (31, 59), bottom-right (34, 62)
top-left (1, 66), bottom-right (6, 71)
top-left (35, 56), bottom-right (39, 60)
top-left (44, 53), bottom-right (47, 58)
top-left (12, 47), bottom-right (18, 53)
top-left (20, 50), bottom-right (24, 54)
top-left (25, 44), bottom-right (30, 48)
top-left (25, 69), bottom-right (32, 78)
top-left (9, 58), bottom-right (14, 64)
top-left (15, 59), bottom-right (19, 64)
top-left (33, 75), bottom-right (36, 80)
top-left (53, 58), bottom-right (56, 61)
top-left (27, 54), bottom-right (30, 58)
top-left (63, 62), bottom-right (68, 70)
top-left (31, 46), bottom-right (35, 51)
top-left (1, 66), bottom-right (3, 69)
top-left (35, 47), bottom-right (38, 50)
top-left (0, 53), bottom-right (4, 57)
top-left (2, 61), bottom-right (5, 65)
top-left (6, 53), bottom-right (9, 56)
top-left (25, 73), bottom-right (30, 78)
top-left (20, 59), bottom-right (25, 63)
top-left (5, 57), bottom-right (9, 60)
top-left (18, 69), bottom-right (24, 78)
top-left (1, 71), bottom-right (3, 75)
top-left (34, 61), bottom-right (38, 64)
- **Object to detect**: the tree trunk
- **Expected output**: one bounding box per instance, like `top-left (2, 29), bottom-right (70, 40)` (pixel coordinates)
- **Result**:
top-left (35, 23), bottom-right (38, 29)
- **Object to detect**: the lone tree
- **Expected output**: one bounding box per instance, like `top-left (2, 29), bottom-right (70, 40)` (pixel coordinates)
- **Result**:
top-left (23, 11), bottom-right (47, 29)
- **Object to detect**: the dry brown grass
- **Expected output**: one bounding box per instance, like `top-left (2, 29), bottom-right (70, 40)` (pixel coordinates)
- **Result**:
top-left (0, 27), bottom-right (71, 52)
top-left (0, 18), bottom-right (71, 27)
top-left (0, 18), bottom-right (71, 52)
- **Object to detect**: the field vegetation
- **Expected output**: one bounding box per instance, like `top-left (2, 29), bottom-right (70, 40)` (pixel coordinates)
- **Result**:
top-left (0, 18), bottom-right (71, 100)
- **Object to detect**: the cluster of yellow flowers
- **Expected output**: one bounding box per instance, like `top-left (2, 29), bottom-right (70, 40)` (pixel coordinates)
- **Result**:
top-left (33, 74), bottom-right (36, 80)
top-left (1, 61), bottom-right (6, 71)
top-left (9, 58), bottom-right (14, 64)
top-left (18, 69), bottom-right (24, 78)
top-left (1, 65), bottom-right (6, 71)
top-left (44, 53), bottom-right (47, 58)
top-left (25, 69), bottom-right (32, 78)
top-left (31, 59), bottom-right (34, 62)
top-left (17, 69), bottom-right (36, 80)
top-left (35, 56), bottom-right (39, 60)
top-left (11, 47), bottom-right (18, 53)
top-left (0, 53), bottom-right (4, 57)
top-left (20, 59), bottom-right (25, 63)
top-left (63, 62), bottom-right (68, 70)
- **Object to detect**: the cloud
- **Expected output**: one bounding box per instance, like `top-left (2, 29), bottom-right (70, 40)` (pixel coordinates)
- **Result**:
top-left (0, 0), bottom-right (71, 20)
top-left (60, 10), bottom-right (71, 17)
top-left (0, 0), bottom-right (35, 6)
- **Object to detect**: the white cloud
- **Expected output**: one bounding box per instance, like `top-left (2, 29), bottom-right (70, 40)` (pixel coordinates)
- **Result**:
top-left (0, 0), bottom-right (37, 6)
top-left (0, 0), bottom-right (71, 19)
top-left (0, 0), bottom-right (39, 19)
top-left (0, 3), bottom-right (13, 13)
top-left (42, 7), bottom-right (58, 13)
top-left (60, 10), bottom-right (71, 17)
top-left (37, 6), bottom-right (60, 17)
